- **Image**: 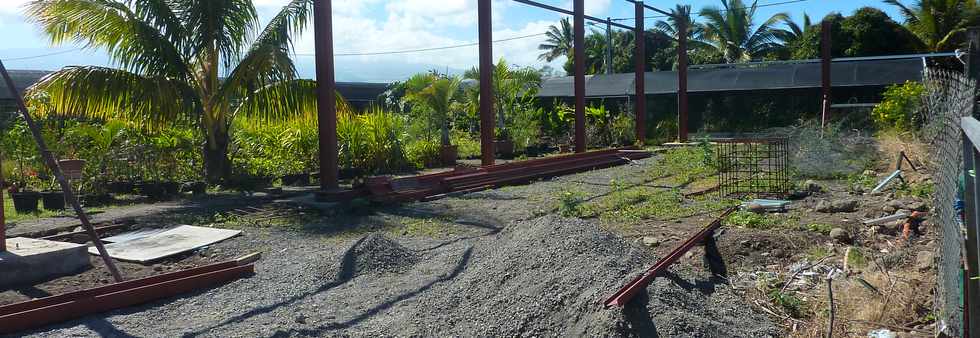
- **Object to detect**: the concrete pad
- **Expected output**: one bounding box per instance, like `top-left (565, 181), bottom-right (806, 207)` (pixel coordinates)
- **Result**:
top-left (0, 237), bottom-right (91, 290)
top-left (90, 225), bottom-right (240, 263)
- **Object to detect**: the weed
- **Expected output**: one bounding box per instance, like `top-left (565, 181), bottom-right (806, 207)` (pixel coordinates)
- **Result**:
top-left (556, 189), bottom-right (587, 217)
top-left (804, 223), bottom-right (834, 235)
top-left (897, 181), bottom-right (934, 199)
top-left (726, 210), bottom-right (779, 229)
top-left (806, 245), bottom-right (833, 261)
top-left (845, 247), bottom-right (868, 269)
top-left (768, 289), bottom-right (808, 319)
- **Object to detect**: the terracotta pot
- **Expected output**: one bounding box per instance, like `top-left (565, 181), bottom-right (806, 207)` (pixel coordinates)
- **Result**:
top-left (440, 145), bottom-right (458, 166)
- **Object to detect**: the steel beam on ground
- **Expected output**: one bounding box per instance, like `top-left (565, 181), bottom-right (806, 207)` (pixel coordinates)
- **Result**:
top-left (574, 0), bottom-right (586, 153)
top-left (479, 0), bottom-right (495, 166)
top-left (314, 0), bottom-right (339, 190)
top-left (604, 207), bottom-right (737, 307)
top-left (0, 61), bottom-right (122, 282)
top-left (634, 1), bottom-right (645, 144)
top-left (820, 19), bottom-right (831, 128)
top-left (677, 19), bottom-right (689, 143)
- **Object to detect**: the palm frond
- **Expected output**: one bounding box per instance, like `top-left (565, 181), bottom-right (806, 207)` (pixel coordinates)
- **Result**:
top-left (171, 0), bottom-right (258, 67)
top-left (235, 79), bottom-right (351, 126)
top-left (24, 0), bottom-right (190, 78)
top-left (24, 66), bottom-right (196, 129)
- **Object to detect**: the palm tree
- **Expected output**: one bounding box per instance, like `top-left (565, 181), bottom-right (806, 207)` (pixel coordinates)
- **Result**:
top-left (698, 0), bottom-right (789, 63)
top-left (539, 17), bottom-right (574, 62)
top-left (403, 73), bottom-right (461, 147)
top-left (777, 13), bottom-right (812, 46)
top-left (464, 60), bottom-right (542, 139)
top-left (654, 4), bottom-right (716, 67)
top-left (884, 0), bottom-right (980, 51)
top-left (24, 0), bottom-right (320, 183)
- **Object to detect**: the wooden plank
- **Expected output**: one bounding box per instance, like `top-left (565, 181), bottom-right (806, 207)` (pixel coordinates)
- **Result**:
top-left (88, 225), bottom-right (241, 263)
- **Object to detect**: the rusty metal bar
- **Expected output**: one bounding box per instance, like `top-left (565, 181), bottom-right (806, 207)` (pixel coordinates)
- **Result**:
top-left (820, 19), bottom-right (831, 128)
top-left (604, 207), bottom-right (738, 307)
top-left (634, 1), bottom-right (646, 144)
top-left (0, 60), bottom-right (123, 282)
top-left (574, 0), bottom-right (586, 153)
top-left (479, 0), bottom-right (495, 166)
top-left (677, 18), bottom-right (689, 143)
top-left (0, 260), bottom-right (255, 335)
top-left (512, 0), bottom-right (633, 30)
top-left (314, 0), bottom-right (339, 190)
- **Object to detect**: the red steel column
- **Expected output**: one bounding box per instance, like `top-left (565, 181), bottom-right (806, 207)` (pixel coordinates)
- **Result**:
top-left (478, 0), bottom-right (495, 166)
top-left (573, 0), bottom-right (586, 153)
top-left (634, 1), bottom-right (646, 144)
top-left (0, 153), bottom-right (5, 252)
top-left (677, 19), bottom-right (689, 143)
top-left (820, 19), bottom-right (831, 129)
top-left (314, 0), bottom-right (338, 190)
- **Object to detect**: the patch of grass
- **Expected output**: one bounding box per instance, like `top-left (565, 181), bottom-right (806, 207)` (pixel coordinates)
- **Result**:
top-left (768, 289), bottom-right (808, 319)
top-left (395, 218), bottom-right (455, 238)
top-left (845, 171), bottom-right (878, 192)
top-left (845, 247), bottom-right (868, 269)
top-left (804, 223), bottom-right (834, 235)
top-left (650, 146), bottom-right (718, 185)
top-left (726, 210), bottom-right (780, 229)
top-left (896, 181), bottom-right (934, 199)
top-left (806, 245), bottom-right (833, 261)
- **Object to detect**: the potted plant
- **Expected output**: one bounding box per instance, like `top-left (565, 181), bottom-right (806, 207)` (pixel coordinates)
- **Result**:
top-left (404, 73), bottom-right (461, 166)
top-left (40, 179), bottom-right (65, 211)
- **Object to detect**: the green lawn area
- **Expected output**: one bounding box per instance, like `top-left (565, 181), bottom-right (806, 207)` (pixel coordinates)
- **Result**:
top-left (2, 194), bottom-right (68, 224)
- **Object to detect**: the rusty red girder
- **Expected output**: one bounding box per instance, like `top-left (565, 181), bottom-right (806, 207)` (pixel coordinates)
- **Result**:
top-left (0, 256), bottom-right (258, 335)
top-left (603, 207), bottom-right (737, 307)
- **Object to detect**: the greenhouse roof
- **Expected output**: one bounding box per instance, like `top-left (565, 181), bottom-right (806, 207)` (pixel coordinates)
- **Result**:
top-left (537, 58), bottom-right (926, 98)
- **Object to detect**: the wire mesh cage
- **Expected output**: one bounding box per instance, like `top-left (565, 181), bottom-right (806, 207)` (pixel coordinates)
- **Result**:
top-left (716, 137), bottom-right (791, 198)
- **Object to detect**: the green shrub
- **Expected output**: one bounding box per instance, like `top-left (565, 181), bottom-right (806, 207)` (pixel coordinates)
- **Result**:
top-left (873, 81), bottom-right (924, 131)
top-left (805, 223), bottom-right (834, 235)
top-left (556, 189), bottom-right (587, 217)
top-left (726, 210), bottom-right (779, 229)
top-left (451, 131), bottom-right (481, 159)
top-left (405, 139), bottom-right (441, 169)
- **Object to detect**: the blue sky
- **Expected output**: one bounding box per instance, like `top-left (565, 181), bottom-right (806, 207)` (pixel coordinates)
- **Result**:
top-left (0, 0), bottom-right (902, 82)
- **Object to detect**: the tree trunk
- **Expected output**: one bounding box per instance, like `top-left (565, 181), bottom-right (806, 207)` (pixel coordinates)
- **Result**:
top-left (441, 123), bottom-right (451, 146)
top-left (203, 127), bottom-right (231, 184)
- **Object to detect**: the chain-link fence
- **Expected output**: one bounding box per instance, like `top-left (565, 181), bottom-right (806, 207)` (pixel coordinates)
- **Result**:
top-left (921, 67), bottom-right (975, 337)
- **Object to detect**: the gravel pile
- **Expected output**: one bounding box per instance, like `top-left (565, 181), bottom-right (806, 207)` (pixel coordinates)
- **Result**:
top-left (367, 215), bottom-right (780, 337)
top-left (350, 233), bottom-right (420, 275)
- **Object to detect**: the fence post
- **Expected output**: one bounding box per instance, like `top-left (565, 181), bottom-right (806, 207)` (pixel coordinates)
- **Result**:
top-left (573, 0), bottom-right (586, 153)
top-left (677, 18), bottom-right (689, 143)
top-left (634, 1), bottom-right (645, 145)
top-left (478, 0), bottom-right (495, 166)
top-left (314, 0), bottom-right (338, 191)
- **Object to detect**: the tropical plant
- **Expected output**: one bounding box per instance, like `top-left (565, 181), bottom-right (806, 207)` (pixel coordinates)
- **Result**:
top-left (885, 0), bottom-right (980, 51)
top-left (403, 73), bottom-right (461, 147)
top-left (698, 0), bottom-right (789, 63)
top-left (463, 60), bottom-right (542, 140)
top-left (873, 81), bottom-right (926, 130)
top-left (23, 0), bottom-right (321, 183)
top-left (653, 5), bottom-right (718, 67)
top-left (777, 13), bottom-right (812, 47)
top-left (538, 17), bottom-right (573, 62)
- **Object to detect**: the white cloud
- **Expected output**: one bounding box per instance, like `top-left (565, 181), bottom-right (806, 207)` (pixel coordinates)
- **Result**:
top-left (0, 0), bottom-right (30, 14)
top-left (560, 0), bottom-right (613, 16)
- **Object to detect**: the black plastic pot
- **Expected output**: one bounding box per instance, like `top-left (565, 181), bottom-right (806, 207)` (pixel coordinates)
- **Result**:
top-left (161, 181), bottom-right (180, 197)
top-left (11, 192), bottom-right (41, 213)
top-left (136, 182), bottom-right (168, 200)
top-left (81, 194), bottom-right (114, 207)
top-left (41, 191), bottom-right (66, 211)
top-left (108, 181), bottom-right (135, 194)
top-left (281, 173), bottom-right (311, 187)
top-left (181, 181), bottom-right (207, 195)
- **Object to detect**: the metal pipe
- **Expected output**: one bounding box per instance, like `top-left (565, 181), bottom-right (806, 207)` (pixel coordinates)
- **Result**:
top-left (314, 0), bottom-right (339, 190)
top-left (512, 0), bottom-right (634, 30)
top-left (623, 0), bottom-right (672, 17)
top-left (820, 19), bottom-right (831, 129)
top-left (634, 1), bottom-right (645, 144)
top-left (0, 60), bottom-right (123, 282)
top-left (677, 18), bottom-right (689, 143)
top-left (573, 0), bottom-right (586, 153)
top-left (479, 0), bottom-right (495, 166)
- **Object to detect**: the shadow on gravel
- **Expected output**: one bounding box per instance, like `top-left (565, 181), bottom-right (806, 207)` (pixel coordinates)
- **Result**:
top-left (268, 247), bottom-right (474, 337)
top-left (181, 236), bottom-right (371, 338)
top-left (621, 290), bottom-right (660, 337)
top-left (664, 272), bottom-right (720, 296)
top-left (450, 191), bottom-right (524, 201)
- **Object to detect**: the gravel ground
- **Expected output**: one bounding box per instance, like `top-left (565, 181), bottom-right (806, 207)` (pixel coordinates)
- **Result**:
top-left (10, 157), bottom-right (779, 337)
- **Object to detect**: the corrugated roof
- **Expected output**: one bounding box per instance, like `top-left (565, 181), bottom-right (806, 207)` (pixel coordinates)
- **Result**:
top-left (538, 58), bottom-right (924, 97)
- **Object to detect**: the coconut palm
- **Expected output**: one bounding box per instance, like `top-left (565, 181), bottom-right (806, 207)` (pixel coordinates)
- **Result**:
top-left (777, 13), bottom-right (813, 46)
top-left (698, 0), bottom-right (790, 63)
top-left (539, 18), bottom-right (574, 62)
top-left (884, 0), bottom-right (980, 51)
top-left (654, 4), bottom-right (716, 67)
top-left (403, 73), bottom-right (461, 147)
top-left (23, 0), bottom-right (321, 183)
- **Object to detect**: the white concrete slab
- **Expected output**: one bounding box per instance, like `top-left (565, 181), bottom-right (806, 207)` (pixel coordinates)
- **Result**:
top-left (89, 225), bottom-right (241, 263)
top-left (1, 237), bottom-right (91, 289)
top-left (101, 227), bottom-right (173, 243)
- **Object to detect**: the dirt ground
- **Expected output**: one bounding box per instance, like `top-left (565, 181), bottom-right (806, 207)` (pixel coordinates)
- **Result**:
top-left (1, 145), bottom-right (942, 337)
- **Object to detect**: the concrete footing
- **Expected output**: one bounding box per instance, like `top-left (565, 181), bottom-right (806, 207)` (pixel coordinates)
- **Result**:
top-left (0, 237), bottom-right (91, 290)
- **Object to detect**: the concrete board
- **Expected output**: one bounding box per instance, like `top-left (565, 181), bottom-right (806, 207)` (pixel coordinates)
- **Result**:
top-left (101, 227), bottom-right (173, 243)
top-left (0, 237), bottom-right (91, 290)
top-left (89, 225), bottom-right (240, 263)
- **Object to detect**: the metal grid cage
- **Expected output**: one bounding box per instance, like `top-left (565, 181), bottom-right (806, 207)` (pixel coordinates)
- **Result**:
top-left (716, 137), bottom-right (791, 198)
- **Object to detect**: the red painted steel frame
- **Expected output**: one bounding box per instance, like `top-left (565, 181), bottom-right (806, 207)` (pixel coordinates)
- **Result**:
top-left (315, 0), bottom-right (339, 190)
top-left (0, 152), bottom-right (4, 252)
top-left (573, 0), bottom-right (587, 153)
top-left (634, 1), bottom-right (646, 144)
top-left (0, 261), bottom-right (254, 335)
top-left (677, 19), bottom-right (689, 143)
top-left (820, 19), bottom-right (832, 128)
top-left (479, 0), bottom-right (495, 166)
top-left (603, 207), bottom-right (737, 307)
